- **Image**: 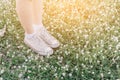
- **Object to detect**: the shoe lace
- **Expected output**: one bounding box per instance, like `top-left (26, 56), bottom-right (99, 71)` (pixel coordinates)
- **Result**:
top-left (39, 27), bottom-right (55, 43)
top-left (30, 34), bottom-right (46, 48)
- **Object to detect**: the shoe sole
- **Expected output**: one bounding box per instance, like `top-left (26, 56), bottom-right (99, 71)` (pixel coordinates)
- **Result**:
top-left (40, 36), bottom-right (60, 48)
top-left (24, 40), bottom-right (53, 56)
top-left (49, 43), bottom-right (60, 48)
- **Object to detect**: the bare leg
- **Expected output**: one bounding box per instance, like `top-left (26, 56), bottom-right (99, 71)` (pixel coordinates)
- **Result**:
top-left (16, 0), bottom-right (34, 34)
top-left (16, 0), bottom-right (54, 55)
top-left (32, 0), bottom-right (43, 25)
top-left (31, 0), bottom-right (60, 48)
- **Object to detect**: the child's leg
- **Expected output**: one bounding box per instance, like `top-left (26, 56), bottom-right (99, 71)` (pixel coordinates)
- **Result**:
top-left (16, 0), bottom-right (54, 55)
top-left (32, 0), bottom-right (43, 25)
top-left (31, 0), bottom-right (60, 48)
top-left (16, 0), bottom-right (34, 34)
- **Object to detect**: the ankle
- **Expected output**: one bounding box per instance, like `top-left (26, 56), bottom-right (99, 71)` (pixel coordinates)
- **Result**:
top-left (25, 28), bottom-right (35, 34)
top-left (33, 24), bottom-right (43, 31)
top-left (25, 32), bottom-right (36, 39)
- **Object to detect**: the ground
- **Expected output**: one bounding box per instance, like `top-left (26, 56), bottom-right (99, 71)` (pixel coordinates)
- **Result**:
top-left (0, 0), bottom-right (120, 80)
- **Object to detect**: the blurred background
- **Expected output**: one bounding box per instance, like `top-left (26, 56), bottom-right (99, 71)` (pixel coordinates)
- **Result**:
top-left (0, 0), bottom-right (120, 80)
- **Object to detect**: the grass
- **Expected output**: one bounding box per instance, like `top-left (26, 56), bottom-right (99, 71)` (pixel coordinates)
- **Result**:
top-left (0, 0), bottom-right (120, 80)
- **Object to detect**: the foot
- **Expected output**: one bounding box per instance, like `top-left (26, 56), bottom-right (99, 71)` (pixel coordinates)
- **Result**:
top-left (24, 33), bottom-right (53, 56)
top-left (34, 24), bottom-right (60, 48)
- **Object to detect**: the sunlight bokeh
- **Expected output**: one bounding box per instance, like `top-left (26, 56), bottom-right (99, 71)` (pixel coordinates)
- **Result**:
top-left (0, 0), bottom-right (120, 80)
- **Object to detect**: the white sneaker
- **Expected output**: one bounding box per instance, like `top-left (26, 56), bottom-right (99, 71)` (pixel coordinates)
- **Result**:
top-left (24, 33), bottom-right (53, 56)
top-left (34, 25), bottom-right (60, 48)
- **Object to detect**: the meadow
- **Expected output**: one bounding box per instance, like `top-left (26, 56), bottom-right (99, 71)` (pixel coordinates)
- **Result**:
top-left (0, 0), bottom-right (120, 80)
